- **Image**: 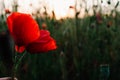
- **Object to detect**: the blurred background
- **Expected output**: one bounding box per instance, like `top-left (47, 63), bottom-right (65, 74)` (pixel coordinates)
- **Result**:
top-left (0, 0), bottom-right (120, 80)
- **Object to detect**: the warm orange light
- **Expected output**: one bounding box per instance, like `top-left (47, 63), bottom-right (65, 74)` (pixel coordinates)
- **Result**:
top-left (18, 0), bottom-right (76, 20)
top-left (52, 0), bottom-right (75, 19)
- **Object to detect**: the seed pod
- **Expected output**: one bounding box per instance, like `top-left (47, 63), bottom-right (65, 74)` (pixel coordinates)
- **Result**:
top-left (107, 1), bottom-right (111, 5)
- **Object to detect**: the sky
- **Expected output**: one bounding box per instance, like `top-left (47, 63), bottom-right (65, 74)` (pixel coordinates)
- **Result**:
top-left (0, 0), bottom-right (120, 19)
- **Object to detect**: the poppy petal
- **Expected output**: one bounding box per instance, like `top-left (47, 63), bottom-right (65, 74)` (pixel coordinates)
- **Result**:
top-left (7, 12), bottom-right (21, 34)
top-left (26, 30), bottom-right (57, 53)
top-left (15, 45), bottom-right (25, 53)
top-left (7, 12), bottom-right (40, 46)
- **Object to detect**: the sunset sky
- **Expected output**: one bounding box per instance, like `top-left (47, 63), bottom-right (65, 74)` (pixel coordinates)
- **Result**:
top-left (0, 0), bottom-right (120, 19)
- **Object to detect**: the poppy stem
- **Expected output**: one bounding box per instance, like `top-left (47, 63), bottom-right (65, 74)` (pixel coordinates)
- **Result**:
top-left (15, 51), bottom-right (27, 71)
top-left (11, 50), bottom-right (18, 79)
top-left (12, 51), bottom-right (27, 79)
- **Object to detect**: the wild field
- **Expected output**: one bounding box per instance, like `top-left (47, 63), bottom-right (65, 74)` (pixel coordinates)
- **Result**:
top-left (0, 4), bottom-right (120, 80)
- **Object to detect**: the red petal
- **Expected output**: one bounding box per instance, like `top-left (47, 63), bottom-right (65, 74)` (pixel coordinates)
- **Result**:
top-left (7, 12), bottom-right (21, 34)
top-left (15, 45), bottom-right (25, 53)
top-left (26, 30), bottom-right (57, 53)
top-left (7, 12), bottom-right (40, 46)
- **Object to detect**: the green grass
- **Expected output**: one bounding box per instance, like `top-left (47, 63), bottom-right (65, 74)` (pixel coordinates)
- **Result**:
top-left (1, 11), bottom-right (120, 80)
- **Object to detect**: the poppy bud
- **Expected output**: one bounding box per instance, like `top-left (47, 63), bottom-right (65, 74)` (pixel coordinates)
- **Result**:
top-left (107, 1), bottom-right (111, 5)
top-left (107, 21), bottom-right (112, 28)
top-left (42, 23), bottom-right (47, 30)
top-left (96, 13), bottom-right (102, 24)
top-left (5, 9), bottom-right (11, 14)
top-left (69, 6), bottom-right (74, 9)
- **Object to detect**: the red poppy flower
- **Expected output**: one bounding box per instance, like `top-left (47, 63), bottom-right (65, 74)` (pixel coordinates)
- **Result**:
top-left (7, 12), bottom-right (57, 53)
top-left (7, 12), bottom-right (40, 46)
top-left (26, 30), bottom-right (57, 53)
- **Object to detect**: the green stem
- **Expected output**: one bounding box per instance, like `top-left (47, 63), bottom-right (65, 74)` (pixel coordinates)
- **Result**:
top-left (15, 51), bottom-right (27, 71)
top-left (12, 51), bottom-right (27, 79)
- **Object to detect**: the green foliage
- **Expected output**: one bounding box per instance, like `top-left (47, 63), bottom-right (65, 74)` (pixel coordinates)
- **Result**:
top-left (1, 11), bottom-right (120, 80)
